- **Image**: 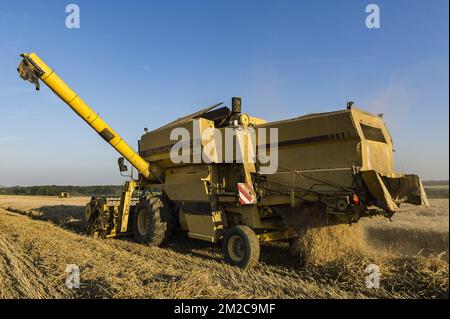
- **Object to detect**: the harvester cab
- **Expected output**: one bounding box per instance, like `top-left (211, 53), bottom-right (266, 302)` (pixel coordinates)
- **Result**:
top-left (18, 53), bottom-right (429, 268)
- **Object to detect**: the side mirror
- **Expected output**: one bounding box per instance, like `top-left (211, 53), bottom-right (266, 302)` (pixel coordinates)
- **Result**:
top-left (117, 157), bottom-right (128, 172)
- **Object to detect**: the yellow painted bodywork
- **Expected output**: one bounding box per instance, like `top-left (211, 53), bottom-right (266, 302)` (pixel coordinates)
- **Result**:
top-left (361, 170), bottom-right (399, 212)
top-left (118, 180), bottom-right (137, 233)
top-left (19, 52), bottom-right (429, 245)
top-left (256, 230), bottom-right (295, 242)
top-left (184, 211), bottom-right (224, 242)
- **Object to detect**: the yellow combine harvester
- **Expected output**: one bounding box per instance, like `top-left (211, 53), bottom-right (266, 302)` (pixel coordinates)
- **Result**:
top-left (18, 53), bottom-right (429, 268)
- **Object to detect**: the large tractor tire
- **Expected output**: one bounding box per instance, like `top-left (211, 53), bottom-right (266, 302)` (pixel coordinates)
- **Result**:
top-left (223, 225), bottom-right (260, 268)
top-left (132, 195), bottom-right (174, 246)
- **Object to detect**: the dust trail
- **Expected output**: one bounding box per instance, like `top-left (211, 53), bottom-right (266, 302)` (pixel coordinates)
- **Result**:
top-left (290, 223), bottom-right (367, 265)
top-left (277, 204), bottom-right (368, 264)
top-left (278, 204), bottom-right (448, 298)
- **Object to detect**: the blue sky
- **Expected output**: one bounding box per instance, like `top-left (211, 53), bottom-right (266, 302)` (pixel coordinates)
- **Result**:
top-left (0, 0), bottom-right (448, 186)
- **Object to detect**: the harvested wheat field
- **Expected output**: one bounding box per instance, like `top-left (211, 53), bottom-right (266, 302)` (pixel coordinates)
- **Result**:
top-left (0, 195), bottom-right (448, 299)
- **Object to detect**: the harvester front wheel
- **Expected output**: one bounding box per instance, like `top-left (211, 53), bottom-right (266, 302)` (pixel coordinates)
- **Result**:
top-left (223, 226), bottom-right (260, 268)
top-left (132, 196), bottom-right (174, 246)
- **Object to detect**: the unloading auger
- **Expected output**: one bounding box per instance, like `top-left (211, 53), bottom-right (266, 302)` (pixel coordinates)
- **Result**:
top-left (18, 53), bottom-right (156, 181)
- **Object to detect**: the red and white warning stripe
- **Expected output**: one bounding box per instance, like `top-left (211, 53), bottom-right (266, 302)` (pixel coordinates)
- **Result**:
top-left (237, 183), bottom-right (257, 205)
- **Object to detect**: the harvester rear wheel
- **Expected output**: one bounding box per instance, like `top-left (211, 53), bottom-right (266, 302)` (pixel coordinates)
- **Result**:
top-left (132, 196), bottom-right (174, 246)
top-left (223, 225), bottom-right (260, 268)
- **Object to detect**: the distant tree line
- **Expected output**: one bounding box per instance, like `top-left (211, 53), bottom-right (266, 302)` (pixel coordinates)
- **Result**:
top-left (0, 185), bottom-right (122, 197)
top-left (0, 181), bottom-right (447, 198)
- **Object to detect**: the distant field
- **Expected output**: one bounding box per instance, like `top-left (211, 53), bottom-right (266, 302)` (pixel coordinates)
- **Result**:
top-left (0, 185), bottom-right (122, 197)
top-left (424, 185), bottom-right (449, 199)
top-left (0, 194), bottom-right (447, 299)
top-left (423, 180), bottom-right (449, 186)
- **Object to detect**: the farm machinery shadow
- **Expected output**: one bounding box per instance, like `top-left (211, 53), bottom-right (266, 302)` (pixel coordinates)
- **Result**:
top-left (3, 204), bottom-right (311, 269)
top-left (164, 232), bottom-right (302, 269)
top-left (5, 205), bottom-right (88, 235)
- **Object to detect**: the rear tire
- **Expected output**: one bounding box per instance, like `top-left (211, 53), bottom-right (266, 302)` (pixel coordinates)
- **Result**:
top-left (132, 195), bottom-right (174, 246)
top-left (223, 225), bottom-right (260, 268)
